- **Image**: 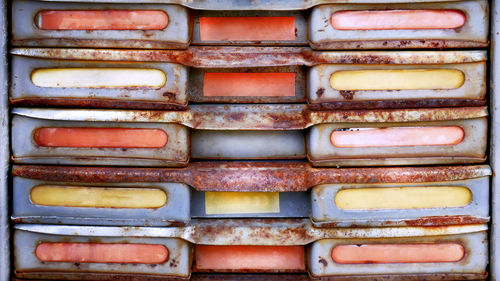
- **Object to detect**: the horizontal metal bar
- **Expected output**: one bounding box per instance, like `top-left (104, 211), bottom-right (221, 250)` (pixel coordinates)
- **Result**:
top-left (14, 220), bottom-right (488, 245)
top-left (11, 106), bottom-right (488, 130)
top-left (10, 48), bottom-right (487, 66)
top-left (12, 164), bottom-right (492, 192)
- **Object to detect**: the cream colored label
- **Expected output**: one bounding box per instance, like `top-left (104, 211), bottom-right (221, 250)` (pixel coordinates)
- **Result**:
top-left (335, 186), bottom-right (471, 210)
top-left (31, 185), bottom-right (167, 208)
top-left (330, 69), bottom-right (465, 91)
top-left (31, 68), bottom-right (166, 88)
top-left (205, 192), bottom-right (280, 214)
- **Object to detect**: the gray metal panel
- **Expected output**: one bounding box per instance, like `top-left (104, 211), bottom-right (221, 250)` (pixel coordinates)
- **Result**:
top-left (191, 191), bottom-right (311, 218)
top-left (12, 178), bottom-right (191, 226)
top-left (490, 0), bottom-right (499, 280)
top-left (0, 0), bottom-right (9, 279)
top-left (311, 177), bottom-right (489, 227)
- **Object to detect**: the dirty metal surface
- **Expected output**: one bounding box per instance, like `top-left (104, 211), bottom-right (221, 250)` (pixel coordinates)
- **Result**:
top-left (11, 106), bottom-right (488, 130)
top-left (14, 220), bottom-right (488, 246)
top-left (12, 0), bottom-right (191, 49)
top-left (0, 0), bottom-right (9, 279)
top-left (12, 164), bottom-right (492, 192)
top-left (308, 232), bottom-right (488, 277)
top-left (12, 178), bottom-right (191, 226)
top-left (311, 177), bottom-right (490, 227)
top-left (10, 48), bottom-right (487, 67)
top-left (33, 0), bottom-right (467, 10)
top-left (309, 1), bottom-right (489, 50)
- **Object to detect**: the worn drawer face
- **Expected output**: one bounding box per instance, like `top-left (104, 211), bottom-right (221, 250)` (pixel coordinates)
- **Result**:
top-left (309, 1), bottom-right (488, 50)
top-left (308, 62), bottom-right (486, 108)
top-left (192, 11), bottom-right (306, 46)
top-left (12, 0), bottom-right (190, 49)
top-left (12, 177), bottom-right (191, 226)
top-left (14, 230), bottom-right (192, 279)
top-left (308, 231), bottom-right (487, 277)
top-left (311, 177), bottom-right (489, 227)
top-left (308, 118), bottom-right (487, 166)
top-left (11, 115), bottom-right (190, 166)
top-left (11, 56), bottom-right (189, 109)
top-left (191, 130), bottom-right (306, 160)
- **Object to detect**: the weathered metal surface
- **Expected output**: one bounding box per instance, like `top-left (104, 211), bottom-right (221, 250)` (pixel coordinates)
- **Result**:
top-left (308, 232), bottom-right (488, 277)
top-left (308, 118), bottom-right (487, 167)
top-left (11, 56), bottom-right (189, 109)
top-left (11, 48), bottom-right (487, 67)
top-left (12, 0), bottom-right (191, 49)
top-left (0, 0), bottom-right (9, 279)
top-left (12, 164), bottom-right (492, 192)
top-left (311, 177), bottom-right (489, 227)
top-left (34, 0), bottom-right (467, 10)
top-left (308, 63), bottom-right (486, 108)
top-left (12, 178), bottom-right (191, 226)
top-left (14, 221), bottom-right (488, 245)
top-left (191, 11), bottom-right (306, 46)
top-left (14, 230), bottom-right (192, 279)
top-left (11, 106), bottom-right (488, 130)
top-left (309, 1), bottom-right (489, 50)
top-left (11, 115), bottom-right (190, 166)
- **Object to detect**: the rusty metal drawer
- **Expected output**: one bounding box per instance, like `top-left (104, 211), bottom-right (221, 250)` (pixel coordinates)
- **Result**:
top-left (309, 0), bottom-right (489, 50)
top-left (11, 0), bottom-right (191, 49)
top-left (11, 164), bottom-right (491, 227)
top-left (12, 222), bottom-right (488, 280)
top-left (14, 229), bottom-right (192, 280)
top-left (10, 48), bottom-right (487, 109)
top-left (11, 106), bottom-right (488, 166)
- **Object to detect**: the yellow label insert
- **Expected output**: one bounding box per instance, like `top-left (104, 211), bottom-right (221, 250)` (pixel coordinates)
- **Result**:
top-left (31, 185), bottom-right (167, 208)
top-left (330, 69), bottom-right (465, 91)
top-left (205, 192), bottom-right (280, 214)
top-left (31, 68), bottom-right (166, 89)
top-left (335, 186), bottom-right (471, 210)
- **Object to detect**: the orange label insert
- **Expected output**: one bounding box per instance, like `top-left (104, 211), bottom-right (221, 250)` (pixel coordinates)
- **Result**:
top-left (37, 10), bottom-right (169, 30)
top-left (34, 128), bottom-right (168, 148)
top-left (36, 243), bottom-right (168, 264)
top-left (195, 245), bottom-right (305, 271)
top-left (330, 126), bottom-right (464, 148)
top-left (331, 10), bottom-right (465, 30)
top-left (199, 17), bottom-right (295, 41)
top-left (203, 73), bottom-right (295, 97)
top-left (332, 243), bottom-right (464, 264)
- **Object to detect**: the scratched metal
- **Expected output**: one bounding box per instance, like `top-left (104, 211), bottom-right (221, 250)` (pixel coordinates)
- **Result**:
top-left (11, 164), bottom-right (492, 192)
top-left (11, 56), bottom-right (189, 110)
top-left (308, 62), bottom-right (486, 109)
top-left (14, 230), bottom-right (192, 279)
top-left (14, 221), bottom-right (487, 245)
top-left (11, 115), bottom-right (190, 166)
top-left (308, 118), bottom-right (488, 167)
top-left (11, 105), bottom-right (488, 130)
top-left (311, 177), bottom-right (489, 227)
top-left (12, 177), bottom-right (191, 226)
top-left (308, 231), bottom-right (487, 277)
top-left (11, 0), bottom-right (191, 49)
top-left (34, 0), bottom-right (471, 10)
top-left (191, 130), bottom-right (306, 160)
top-left (191, 10), bottom-right (306, 46)
top-left (10, 48), bottom-right (487, 67)
top-left (491, 1), bottom-right (500, 280)
top-left (309, 1), bottom-right (489, 50)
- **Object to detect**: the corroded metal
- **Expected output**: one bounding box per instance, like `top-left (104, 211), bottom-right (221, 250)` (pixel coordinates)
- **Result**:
top-left (11, 48), bottom-right (487, 66)
top-left (12, 164), bottom-right (492, 192)
top-left (12, 106), bottom-right (488, 130)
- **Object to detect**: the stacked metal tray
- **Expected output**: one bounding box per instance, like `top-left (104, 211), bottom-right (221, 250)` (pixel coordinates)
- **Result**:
top-left (0, 0), bottom-right (498, 280)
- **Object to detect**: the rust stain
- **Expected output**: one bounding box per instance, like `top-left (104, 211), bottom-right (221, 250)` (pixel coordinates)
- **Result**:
top-left (338, 90), bottom-right (355, 100)
top-left (12, 164), bottom-right (490, 192)
top-left (10, 97), bottom-right (187, 110)
top-left (402, 216), bottom-right (489, 227)
top-left (308, 99), bottom-right (487, 111)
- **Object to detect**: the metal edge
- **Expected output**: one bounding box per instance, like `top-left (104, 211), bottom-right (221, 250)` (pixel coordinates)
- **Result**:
top-left (0, 0), bottom-right (9, 280)
top-left (490, 0), bottom-right (499, 280)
